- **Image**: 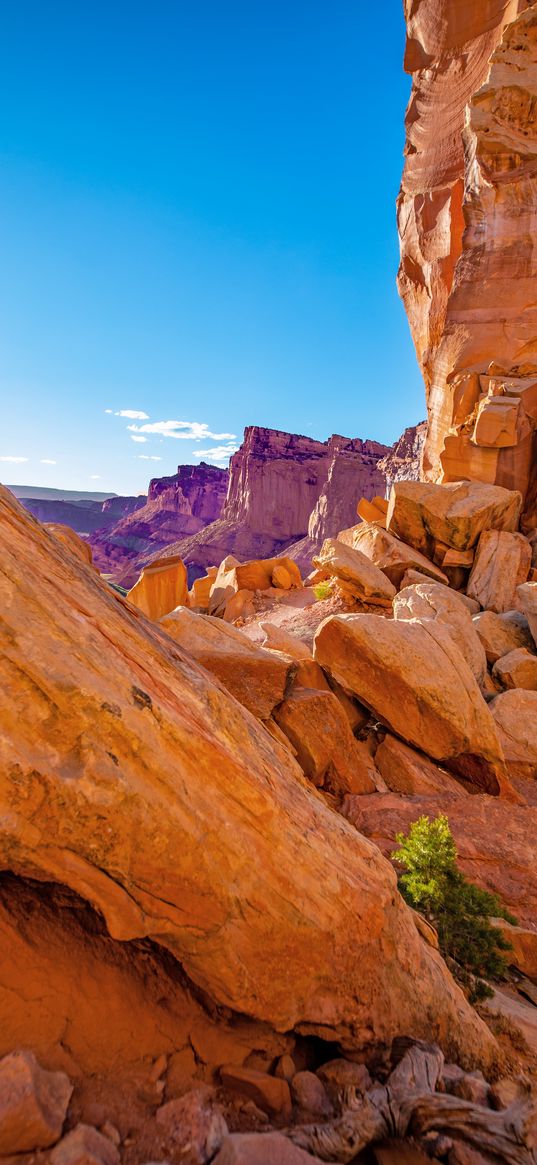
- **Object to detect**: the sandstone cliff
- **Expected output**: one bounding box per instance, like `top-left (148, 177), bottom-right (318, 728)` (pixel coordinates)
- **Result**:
top-left (89, 462), bottom-right (228, 585)
top-left (398, 0), bottom-right (537, 516)
top-left (18, 492), bottom-right (144, 535)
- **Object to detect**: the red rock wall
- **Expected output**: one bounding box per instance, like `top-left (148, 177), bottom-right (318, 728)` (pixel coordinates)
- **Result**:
top-left (398, 0), bottom-right (537, 513)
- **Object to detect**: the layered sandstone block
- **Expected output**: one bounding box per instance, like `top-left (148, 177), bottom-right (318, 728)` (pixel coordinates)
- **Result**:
top-left (0, 485), bottom-right (495, 1065)
top-left (126, 554), bottom-right (188, 620)
top-left (398, 1), bottom-right (537, 516)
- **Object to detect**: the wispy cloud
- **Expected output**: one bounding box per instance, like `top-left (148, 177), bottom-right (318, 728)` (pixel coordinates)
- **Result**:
top-left (105, 408), bottom-right (149, 419)
top-left (41, 459), bottom-right (57, 465)
top-left (193, 444), bottom-right (238, 463)
top-left (89, 474), bottom-right (101, 479)
top-left (127, 420), bottom-right (236, 441)
top-left (137, 455), bottom-right (163, 461)
top-left (0, 455), bottom-right (29, 463)
top-left (130, 434), bottom-right (148, 443)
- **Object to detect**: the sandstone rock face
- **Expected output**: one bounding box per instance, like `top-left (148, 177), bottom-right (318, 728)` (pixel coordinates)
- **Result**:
top-left (313, 613), bottom-right (511, 795)
top-left (90, 463), bottom-right (228, 586)
top-left (376, 422), bottom-right (427, 492)
top-left (160, 606), bottom-right (294, 720)
top-left (467, 531), bottom-right (531, 613)
top-left (313, 538), bottom-right (396, 606)
top-left (342, 792), bottom-right (537, 928)
top-left (387, 481), bottom-right (522, 557)
top-left (398, 2), bottom-right (537, 514)
top-left (393, 582), bottom-right (487, 686)
top-left (17, 492), bottom-right (144, 535)
top-left (1, 487), bottom-right (493, 1062)
top-left (0, 1049), bottom-right (72, 1153)
top-left (46, 523), bottom-right (94, 566)
top-left (490, 689), bottom-right (537, 779)
top-left (126, 554), bottom-right (188, 620)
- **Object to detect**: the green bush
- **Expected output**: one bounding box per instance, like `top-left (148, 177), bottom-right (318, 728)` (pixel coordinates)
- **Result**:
top-left (393, 814), bottom-right (516, 1000)
top-left (313, 580), bottom-right (333, 601)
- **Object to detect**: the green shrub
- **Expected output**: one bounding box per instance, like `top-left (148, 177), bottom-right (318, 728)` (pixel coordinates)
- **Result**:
top-left (313, 580), bottom-right (333, 601)
top-left (393, 814), bottom-right (516, 999)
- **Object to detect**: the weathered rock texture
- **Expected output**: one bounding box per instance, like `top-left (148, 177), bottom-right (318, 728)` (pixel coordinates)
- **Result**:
top-left (398, 1), bottom-right (537, 517)
top-left (0, 486), bottom-right (496, 1071)
top-left (90, 463), bottom-right (228, 586)
top-left (377, 422), bottom-right (427, 491)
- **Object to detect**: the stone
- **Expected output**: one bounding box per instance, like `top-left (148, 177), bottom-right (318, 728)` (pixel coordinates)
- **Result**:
top-left (212, 1131), bottom-right (328, 1164)
top-left (0, 485), bottom-right (499, 1067)
top-left (342, 792), bottom-right (537, 928)
top-left (209, 556), bottom-right (302, 617)
top-left (517, 582), bottom-right (537, 648)
top-left (316, 1059), bottom-right (372, 1103)
top-left (274, 1055), bottom-right (296, 1082)
top-left (490, 690), bottom-right (537, 780)
top-left (258, 623), bottom-right (311, 661)
top-left (467, 531), bottom-right (531, 614)
top-left (290, 1071), bottom-right (333, 1118)
top-left (376, 422), bottom-right (427, 492)
top-left (393, 582), bottom-right (487, 686)
top-left (357, 496), bottom-right (388, 526)
top-left (189, 568), bottom-right (218, 611)
top-left (473, 609), bottom-right (535, 665)
top-left (273, 688), bottom-right (377, 795)
top-left (347, 522), bottom-right (448, 588)
top-left (0, 1049), bottom-right (73, 1153)
top-left (451, 1071), bottom-right (489, 1107)
top-left (155, 1090), bottom-right (228, 1164)
top-left (127, 554), bottom-right (188, 621)
top-left (314, 613), bottom-right (511, 796)
top-left (387, 481), bottom-right (522, 558)
top-left (489, 1076), bottom-right (531, 1111)
top-left (220, 1066), bottom-right (291, 1120)
top-left (489, 919), bottom-right (537, 981)
top-left (374, 734), bottom-right (466, 798)
top-left (313, 538), bottom-right (396, 606)
top-left (50, 1124), bottom-right (120, 1165)
top-left (492, 649), bottom-right (537, 692)
top-left (46, 523), bottom-right (94, 567)
top-left (442, 549), bottom-right (475, 569)
top-left (272, 564), bottom-right (293, 589)
top-left (159, 606), bottom-right (294, 720)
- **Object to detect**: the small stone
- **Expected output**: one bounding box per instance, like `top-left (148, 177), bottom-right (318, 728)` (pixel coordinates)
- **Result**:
top-left (489, 1075), bottom-right (530, 1110)
top-left (99, 1122), bottom-right (121, 1147)
top-left (274, 1055), bottom-right (296, 1082)
top-left (155, 1089), bottom-right (228, 1164)
top-left (212, 1131), bottom-right (327, 1163)
top-left (0, 1049), bottom-right (73, 1154)
top-left (441, 1063), bottom-right (466, 1093)
top-left (220, 1065), bottom-right (292, 1120)
top-left (316, 1058), bottom-right (372, 1103)
top-left (50, 1124), bottom-right (120, 1165)
top-left (451, 1070), bottom-right (490, 1106)
top-left (290, 1071), bottom-right (333, 1118)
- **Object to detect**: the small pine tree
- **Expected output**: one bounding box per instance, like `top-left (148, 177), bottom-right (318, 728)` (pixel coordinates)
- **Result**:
top-left (393, 814), bottom-right (516, 999)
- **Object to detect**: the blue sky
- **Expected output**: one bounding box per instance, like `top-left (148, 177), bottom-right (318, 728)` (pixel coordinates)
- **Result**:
top-left (0, 2), bottom-right (423, 495)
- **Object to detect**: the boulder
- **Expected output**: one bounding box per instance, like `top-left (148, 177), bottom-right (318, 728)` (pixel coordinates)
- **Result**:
top-left (273, 688), bottom-right (377, 795)
top-left (46, 523), bottom-right (94, 567)
top-left (159, 607), bottom-right (294, 720)
top-left (0, 1049), bottom-right (72, 1153)
top-left (314, 613), bottom-right (511, 796)
top-left (0, 485), bottom-right (497, 1063)
top-left (492, 649), bottom-right (537, 692)
top-left (490, 690), bottom-right (537, 780)
top-left (373, 734), bottom-right (466, 798)
top-left (386, 481), bottom-right (522, 558)
top-left (472, 610), bottom-right (535, 665)
top-left (316, 1059), bottom-right (372, 1102)
top-left (357, 495), bottom-right (388, 526)
top-left (127, 554), bottom-right (188, 621)
top-left (489, 920), bottom-right (537, 981)
top-left (467, 532), bottom-right (531, 614)
top-left (219, 1065), bottom-right (291, 1120)
top-left (50, 1124), bottom-right (119, 1165)
top-left (346, 522), bottom-right (448, 588)
top-left (155, 1089), bottom-right (228, 1164)
top-left (189, 567), bottom-right (218, 611)
top-left (516, 582), bottom-right (537, 648)
top-left (209, 556), bottom-right (302, 617)
top-left (213, 1131), bottom-right (327, 1164)
top-left (290, 1071), bottom-right (333, 1119)
top-left (258, 623), bottom-right (311, 661)
top-left (393, 582), bottom-right (487, 686)
top-left (341, 793), bottom-right (537, 928)
top-left (313, 538), bottom-right (396, 606)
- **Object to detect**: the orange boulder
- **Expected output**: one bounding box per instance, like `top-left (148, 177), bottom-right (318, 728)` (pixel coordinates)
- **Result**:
top-left (127, 554), bottom-right (188, 620)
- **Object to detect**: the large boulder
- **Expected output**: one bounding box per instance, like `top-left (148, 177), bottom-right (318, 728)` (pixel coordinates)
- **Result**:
top-left (341, 793), bottom-right (537, 929)
top-left (517, 582), bottom-right (537, 648)
top-left (467, 531), bottom-right (531, 614)
top-left (127, 554), bottom-right (188, 620)
top-left (0, 1050), bottom-right (72, 1153)
top-left (209, 556), bottom-right (302, 617)
top-left (312, 538), bottom-right (396, 606)
top-left (393, 582), bottom-right (487, 686)
top-left (0, 485), bottom-right (496, 1064)
top-left (490, 690), bottom-right (537, 781)
top-left (472, 609), bottom-right (535, 665)
top-left (313, 613), bottom-right (513, 797)
top-left (387, 481), bottom-right (522, 558)
top-left (343, 522), bottom-right (448, 588)
top-left (159, 606), bottom-right (294, 720)
top-left (492, 649), bottom-right (537, 693)
top-left (373, 734), bottom-right (467, 798)
top-left (273, 688), bottom-right (377, 795)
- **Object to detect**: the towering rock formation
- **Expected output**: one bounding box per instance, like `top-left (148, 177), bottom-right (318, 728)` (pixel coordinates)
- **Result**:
top-left (159, 427), bottom-right (391, 578)
top-left (377, 421), bottom-right (427, 493)
top-left (89, 462), bottom-right (228, 585)
top-left (398, 0), bottom-right (537, 519)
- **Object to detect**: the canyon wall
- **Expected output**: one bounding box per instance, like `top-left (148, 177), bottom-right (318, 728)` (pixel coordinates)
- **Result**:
top-left (398, 0), bottom-right (537, 519)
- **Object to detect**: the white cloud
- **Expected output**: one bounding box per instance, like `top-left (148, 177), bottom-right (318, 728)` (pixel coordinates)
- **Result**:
top-left (41, 459), bottom-right (57, 465)
top-left (137, 455), bottom-right (163, 461)
top-left (104, 409), bottom-right (113, 414)
top-left (130, 434), bottom-right (148, 443)
top-left (115, 409), bottom-right (149, 419)
top-left (127, 420), bottom-right (236, 441)
top-left (89, 474), bottom-right (101, 479)
top-left (193, 444), bottom-right (238, 463)
top-left (0, 455), bottom-right (29, 463)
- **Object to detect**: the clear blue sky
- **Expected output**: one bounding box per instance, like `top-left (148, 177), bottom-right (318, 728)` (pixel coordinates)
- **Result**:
top-left (0, 2), bottom-right (423, 496)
